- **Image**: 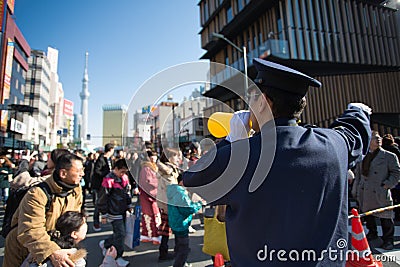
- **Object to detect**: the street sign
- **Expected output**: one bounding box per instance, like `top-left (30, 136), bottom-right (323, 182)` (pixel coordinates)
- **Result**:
top-left (8, 104), bottom-right (37, 113)
top-left (10, 118), bottom-right (26, 134)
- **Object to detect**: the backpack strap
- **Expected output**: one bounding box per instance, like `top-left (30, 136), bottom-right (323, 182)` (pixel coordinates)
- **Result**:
top-left (2, 182), bottom-right (54, 238)
top-left (37, 182), bottom-right (53, 212)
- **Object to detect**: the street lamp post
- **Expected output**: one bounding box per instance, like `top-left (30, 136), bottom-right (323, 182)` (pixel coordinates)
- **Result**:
top-left (167, 95), bottom-right (179, 145)
top-left (212, 32), bottom-right (249, 94)
top-left (12, 109), bottom-right (17, 158)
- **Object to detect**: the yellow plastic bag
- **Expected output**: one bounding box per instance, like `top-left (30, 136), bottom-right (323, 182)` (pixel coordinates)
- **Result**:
top-left (202, 208), bottom-right (230, 261)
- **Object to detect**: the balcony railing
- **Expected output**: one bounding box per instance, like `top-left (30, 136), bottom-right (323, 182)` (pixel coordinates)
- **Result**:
top-left (210, 39), bottom-right (289, 89)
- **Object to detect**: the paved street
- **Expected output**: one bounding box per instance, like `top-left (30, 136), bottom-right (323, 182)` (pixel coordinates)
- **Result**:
top-left (1, 195), bottom-right (400, 266)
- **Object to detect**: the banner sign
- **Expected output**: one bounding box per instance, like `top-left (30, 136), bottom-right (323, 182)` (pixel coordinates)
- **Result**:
top-left (63, 99), bottom-right (74, 117)
top-left (1, 39), bottom-right (14, 131)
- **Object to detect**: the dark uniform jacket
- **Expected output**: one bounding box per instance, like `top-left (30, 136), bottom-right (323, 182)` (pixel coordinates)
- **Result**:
top-left (183, 107), bottom-right (370, 266)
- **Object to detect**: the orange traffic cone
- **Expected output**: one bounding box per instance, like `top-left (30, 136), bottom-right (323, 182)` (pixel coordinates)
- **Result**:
top-left (214, 253), bottom-right (225, 267)
top-left (346, 208), bottom-right (382, 267)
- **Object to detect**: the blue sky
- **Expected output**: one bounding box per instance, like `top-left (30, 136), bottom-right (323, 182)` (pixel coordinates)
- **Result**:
top-left (14, 0), bottom-right (205, 146)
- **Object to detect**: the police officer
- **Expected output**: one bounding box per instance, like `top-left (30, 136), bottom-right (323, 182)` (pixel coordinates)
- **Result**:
top-left (183, 58), bottom-right (371, 266)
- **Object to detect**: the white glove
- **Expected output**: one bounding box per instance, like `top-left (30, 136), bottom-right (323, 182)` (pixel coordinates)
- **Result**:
top-left (347, 103), bottom-right (372, 115)
top-left (226, 110), bottom-right (251, 142)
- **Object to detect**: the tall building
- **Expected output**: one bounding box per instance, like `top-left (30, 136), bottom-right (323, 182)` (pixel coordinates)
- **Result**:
top-left (199, 0), bottom-right (400, 133)
top-left (47, 47), bottom-right (65, 149)
top-left (176, 90), bottom-right (208, 143)
top-left (102, 104), bottom-right (128, 146)
top-left (25, 50), bottom-right (52, 149)
top-left (0, 1), bottom-right (31, 151)
top-left (133, 108), bottom-right (153, 142)
top-left (62, 98), bottom-right (74, 147)
top-left (73, 113), bottom-right (81, 142)
top-left (80, 52), bottom-right (90, 143)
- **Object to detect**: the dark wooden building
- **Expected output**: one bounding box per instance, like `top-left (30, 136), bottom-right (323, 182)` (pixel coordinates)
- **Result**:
top-left (199, 0), bottom-right (400, 135)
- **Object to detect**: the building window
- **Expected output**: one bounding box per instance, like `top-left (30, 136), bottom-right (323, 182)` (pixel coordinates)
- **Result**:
top-left (330, 0), bottom-right (338, 32)
top-left (298, 30), bottom-right (306, 59)
top-left (294, 0), bottom-right (303, 28)
top-left (276, 6), bottom-right (283, 39)
top-left (220, 11), bottom-right (224, 27)
top-left (215, 15), bottom-right (220, 32)
top-left (224, 47), bottom-right (229, 65)
top-left (289, 29), bottom-right (298, 58)
top-left (226, 3), bottom-right (233, 23)
top-left (246, 30), bottom-right (251, 51)
top-left (231, 42), bottom-right (236, 62)
top-left (328, 33), bottom-right (335, 61)
top-left (252, 24), bottom-right (257, 50)
top-left (204, 1), bottom-right (209, 21)
top-left (258, 21), bottom-right (263, 43)
top-left (308, 0), bottom-right (316, 30)
top-left (335, 34), bottom-right (342, 61)
top-left (321, 34), bottom-right (328, 61)
top-left (238, 33), bottom-right (244, 48)
top-left (371, 8), bottom-right (378, 27)
top-left (306, 31), bottom-right (313, 60)
top-left (313, 0), bottom-right (323, 31)
top-left (236, 0), bottom-right (243, 12)
top-left (286, 0), bottom-right (295, 27)
top-left (320, 0), bottom-right (329, 32)
top-left (14, 41), bottom-right (28, 62)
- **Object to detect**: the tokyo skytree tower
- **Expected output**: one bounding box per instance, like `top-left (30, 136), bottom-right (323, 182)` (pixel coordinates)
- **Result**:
top-left (80, 52), bottom-right (90, 142)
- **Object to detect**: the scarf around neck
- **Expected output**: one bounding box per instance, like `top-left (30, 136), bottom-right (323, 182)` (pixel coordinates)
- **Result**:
top-left (53, 171), bottom-right (79, 197)
top-left (362, 148), bottom-right (380, 177)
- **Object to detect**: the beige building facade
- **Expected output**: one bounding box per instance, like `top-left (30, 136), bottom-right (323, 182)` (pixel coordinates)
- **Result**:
top-left (102, 104), bottom-right (128, 146)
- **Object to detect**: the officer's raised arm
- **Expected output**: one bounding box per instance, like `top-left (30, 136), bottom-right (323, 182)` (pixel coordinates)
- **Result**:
top-left (330, 102), bottom-right (372, 169)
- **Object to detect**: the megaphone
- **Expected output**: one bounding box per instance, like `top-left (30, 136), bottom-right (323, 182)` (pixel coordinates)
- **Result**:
top-left (207, 112), bottom-right (233, 138)
top-left (208, 112), bottom-right (252, 138)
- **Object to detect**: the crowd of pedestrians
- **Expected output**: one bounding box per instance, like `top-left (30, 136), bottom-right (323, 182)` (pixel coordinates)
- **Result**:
top-left (0, 130), bottom-right (400, 266)
top-left (0, 140), bottom-right (205, 267)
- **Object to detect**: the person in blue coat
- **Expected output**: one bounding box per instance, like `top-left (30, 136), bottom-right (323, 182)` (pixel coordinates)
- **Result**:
top-left (183, 58), bottom-right (372, 266)
top-left (167, 175), bottom-right (203, 267)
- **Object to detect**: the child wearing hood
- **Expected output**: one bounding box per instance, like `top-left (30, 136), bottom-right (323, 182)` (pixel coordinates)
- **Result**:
top-left (21, 211), bottom-right (88, 267)
top-left (167, 174), bottom-right (203, 267)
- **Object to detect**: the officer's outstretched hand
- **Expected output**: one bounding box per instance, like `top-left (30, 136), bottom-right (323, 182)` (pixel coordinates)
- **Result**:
top-left (347, 103), bottom-right (372, 115)
top-left (226, 110), bottom-right (251, 142)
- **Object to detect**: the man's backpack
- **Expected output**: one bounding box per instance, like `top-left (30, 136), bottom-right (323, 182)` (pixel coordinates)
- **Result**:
top-left (1, 182), bottom-right (53, 238)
